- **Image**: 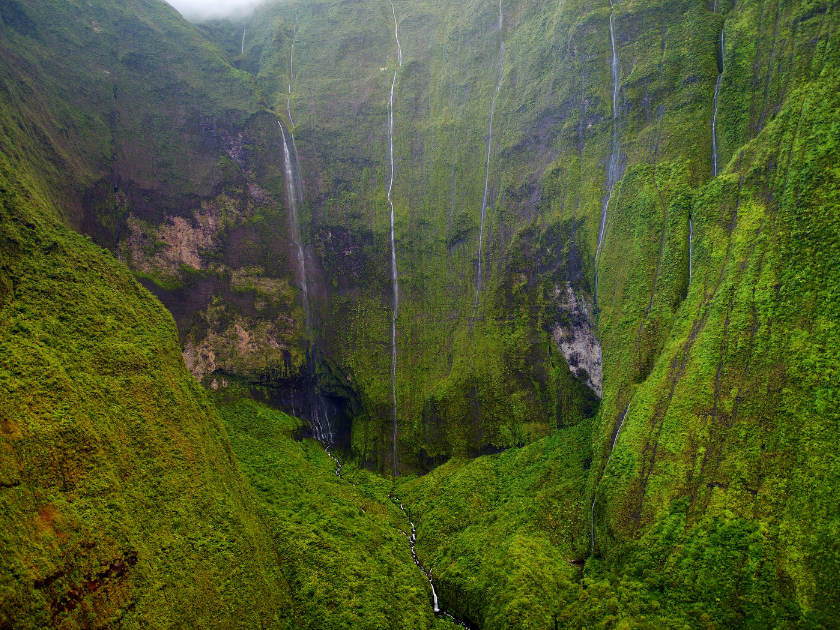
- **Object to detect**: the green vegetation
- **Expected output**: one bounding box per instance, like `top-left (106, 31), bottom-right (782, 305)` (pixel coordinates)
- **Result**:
top-left (213, 392), bottom-right (463, 629)
top-left (1, 0), bottom-right (839, 627)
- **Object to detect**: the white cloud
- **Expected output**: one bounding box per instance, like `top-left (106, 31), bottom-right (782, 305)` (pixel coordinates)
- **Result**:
top-left (165, 0), bottom-right (265, 21)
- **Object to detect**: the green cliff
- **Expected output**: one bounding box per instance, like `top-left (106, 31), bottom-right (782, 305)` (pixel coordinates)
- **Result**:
top-left (1, 0), bottom-right (838, 627)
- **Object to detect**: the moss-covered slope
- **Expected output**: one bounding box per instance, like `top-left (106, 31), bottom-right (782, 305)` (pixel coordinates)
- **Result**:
top-left (0, 123), bottom-right (292, 627)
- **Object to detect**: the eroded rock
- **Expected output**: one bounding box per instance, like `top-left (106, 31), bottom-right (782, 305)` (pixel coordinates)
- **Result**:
top-left (552, 282), bottom-right (602, 397)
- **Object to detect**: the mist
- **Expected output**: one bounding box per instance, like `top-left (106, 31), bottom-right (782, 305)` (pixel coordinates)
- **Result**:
top-left (165, 0), bottom-right (265, 21)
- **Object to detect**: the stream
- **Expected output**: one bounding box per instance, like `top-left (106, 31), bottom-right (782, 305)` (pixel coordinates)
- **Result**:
top-left (391, 497), bottom-right (472, 628)
top-left (591, 402), bottom-right (630, 553)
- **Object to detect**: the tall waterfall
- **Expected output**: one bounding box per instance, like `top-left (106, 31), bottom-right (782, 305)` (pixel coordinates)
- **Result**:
top-left (287, 15), bottom-right (298, 128)
top-left (241, 26), bottom-right (246, 55)
top-left (594, 2), bottom-right (622, 303)
top-left (279, 124), bottom-right (311, 335)
top-left (473, 0), bottom-right (505, 321)
top-left (388, 1), bottom-right (402, 477)
top-left (689, 217), bottom-right (693, 282)
top-left (711, 30), bottom-right (724, 177)
top-left (591, 403), bottom-right (631, 552)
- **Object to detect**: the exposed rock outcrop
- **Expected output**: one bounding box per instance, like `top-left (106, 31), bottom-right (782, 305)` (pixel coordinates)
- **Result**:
top-left (552, 283), bottom-right (602, 397)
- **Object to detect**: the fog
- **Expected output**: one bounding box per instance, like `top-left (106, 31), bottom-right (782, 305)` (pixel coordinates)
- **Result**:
top-left (165, 0), bottom-right (265, 21)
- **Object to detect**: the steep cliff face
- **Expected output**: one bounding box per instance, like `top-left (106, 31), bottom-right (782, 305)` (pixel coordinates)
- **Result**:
top-left (2, 0), bottom-right (838, 626)
top-left (204, 0), bottom-right (837, 624)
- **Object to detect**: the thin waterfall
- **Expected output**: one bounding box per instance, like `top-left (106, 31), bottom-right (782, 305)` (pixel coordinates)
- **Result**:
top-left (279, 124), bottom-right (310, 334)
top-left (594, 2), bottom-right (622, 303)
top-left (388, 1), bottom-right (402, 478)
top-left (711, 30), bottom-right (724, 177)
top-left (287, 15), bottom-right (298, 128)
top-left (592, 403), bottom-right (630, 553)
top-left (689, 218), bottom-right (693, 282)
top-left (473, 0), bottom-right (505, 321)
top-left (241, 26), bottom-right (246, 55)
top-left (390, 0), bottom-right (403, 66)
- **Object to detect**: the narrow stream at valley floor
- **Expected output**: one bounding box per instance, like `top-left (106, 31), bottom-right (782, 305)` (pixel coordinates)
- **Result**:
top-left (391, 497), bottom-right (472, 628)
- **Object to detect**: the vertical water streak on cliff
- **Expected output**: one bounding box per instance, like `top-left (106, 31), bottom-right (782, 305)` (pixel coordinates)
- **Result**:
top-left (594, 3), bottom-right (622, 304)
top-left (390, 0), bottom-right (403, 66)
top-left (241, 26), bottom-right (246, 55)
top-left (287, 15), bottom-right (298, 128)
top-left (711, 30), bottom-right (724, 177)
top-left (592, 403), bottom-right (631, 552)
top-left (689, 218), bottom-right (693, 282)
top-left (388, 1), bottom-right (402, 477)
top-left (279, 123), bottom-right (310, 335)
top-left (472, 1), bottom-right (505, 321)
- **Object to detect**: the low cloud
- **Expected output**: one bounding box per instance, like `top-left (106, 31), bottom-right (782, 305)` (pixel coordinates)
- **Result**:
top-left (165, 0), bottom-right (265, 21)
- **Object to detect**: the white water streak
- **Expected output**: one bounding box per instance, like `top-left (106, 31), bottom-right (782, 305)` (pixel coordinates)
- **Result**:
top-left (473, 2), bottom-right (505, 320)
top-left (287, 16), bottom-right (298, 128)
top-left (592, 403), bottom-right (631, 553)
top-left (689, 218), bottom-right (693, 282)
top-left (388, 1), bottom-right (401, 476)
top-left (390, 0), bottom-right (403, 66)
top-left (594, 7), bottom-right (621, 302)
top-left (279, 123), bottom-right (310, 333)
top-left (241, 26), bottom-right (246, 55)
top-left (711, 31), bottom-right (724, 177)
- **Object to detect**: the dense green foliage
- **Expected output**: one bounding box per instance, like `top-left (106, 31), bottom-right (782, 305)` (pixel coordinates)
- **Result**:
top-left (214, 393), bottom-right (464, 629)
top-left (1, 0), bottom-right (839, 627)
top-left (0, 144), bottom-right (291, 626)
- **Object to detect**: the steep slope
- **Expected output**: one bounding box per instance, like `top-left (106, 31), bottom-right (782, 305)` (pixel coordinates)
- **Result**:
top-left (0, 1), bottom-right (443, 627)
top-left (0, 91), bottom-right (293, 629)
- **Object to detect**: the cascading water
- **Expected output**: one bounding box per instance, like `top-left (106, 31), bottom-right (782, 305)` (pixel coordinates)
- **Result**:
top-left (392, 498), bottom-right (471, 628)
top-left (388, 1), bottom-right (402, 478)
top-left (689, 217), bottom-right (694, 282)
top-left (287, 15), bottom-right (298, 128)
top-left (279, 123), bottom-right (311, 333)
top-left (591, 403), bottom-right (630, 553)
top-left (280, 121), bottom-right (335, 446)
top-left (472, 0), bottom-right (505, 320)
top-left (594, 2), bottom-right (622, 304)
top-left (711, 30), bottom-right (724, 177)
top-left (241, 26), bottom-right (246, 55)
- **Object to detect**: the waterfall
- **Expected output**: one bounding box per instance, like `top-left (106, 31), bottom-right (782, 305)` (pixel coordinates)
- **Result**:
top-left (389, 0), bottom-right (403, 66)
top-left (711, 31), bottom-right (724, 177)
top-left (472, 1), bottom-right (505, 321)
top-left (279, 123), bottom-right (310, 334)
top-left (689, 218), bottom-right (693, 282)
top-left (387, 2), bottom-right (402, 477)
top-left (591, 403), bottom-right (631, 553)
top-left (392, 498), bottom-right (472, 628)
top-left (594, 3), bottom-right (622, 303)
top-left (287, 15), bottom-right (298, 128)
top-left (241, 26), bottom-right (246, 55)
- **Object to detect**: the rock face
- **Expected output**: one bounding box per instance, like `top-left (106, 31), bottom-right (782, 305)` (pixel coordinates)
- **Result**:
top-left (552, 283), bottom-right (602, 397)
top-left (3, 0), bottom-right (839, 624)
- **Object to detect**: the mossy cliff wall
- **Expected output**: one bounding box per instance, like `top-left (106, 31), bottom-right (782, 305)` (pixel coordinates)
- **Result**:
top-left (1, 0), bottom-right (838, 626)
